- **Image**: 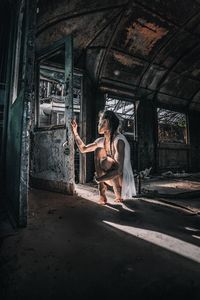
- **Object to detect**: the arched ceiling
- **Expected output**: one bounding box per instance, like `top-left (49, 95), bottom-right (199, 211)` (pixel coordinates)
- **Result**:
top-left (37, 0), bottom-right (200, 111)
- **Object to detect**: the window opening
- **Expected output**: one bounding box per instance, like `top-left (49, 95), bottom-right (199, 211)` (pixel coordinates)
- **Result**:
top-left (105, 94), bottom-right (136, 170)
top-left (157, 108), bottom-right (187, 144)
top-left (105, 94), bottom-right (135, 136)
top-left (38, 48), bottom-right (81, 128)
top-left (37, 49), bottom-right (82, 182)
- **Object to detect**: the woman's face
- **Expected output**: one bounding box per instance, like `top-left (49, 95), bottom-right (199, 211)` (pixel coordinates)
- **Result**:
top-left (98, 117), bottom-right (110, 134)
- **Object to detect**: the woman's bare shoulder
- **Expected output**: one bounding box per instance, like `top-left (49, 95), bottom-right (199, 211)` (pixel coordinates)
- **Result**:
top-left (95, 136), bottom-right (105, 147)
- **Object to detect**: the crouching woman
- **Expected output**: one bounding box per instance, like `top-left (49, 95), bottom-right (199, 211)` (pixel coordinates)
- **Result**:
top-left (63, 110), bottom-right (136, 205)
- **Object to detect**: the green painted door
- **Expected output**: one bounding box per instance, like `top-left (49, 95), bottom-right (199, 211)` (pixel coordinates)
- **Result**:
top-left (5, 0), bottom-right (37, 227)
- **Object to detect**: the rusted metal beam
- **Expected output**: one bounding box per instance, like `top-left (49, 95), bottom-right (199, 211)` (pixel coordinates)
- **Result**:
top-left (101, 77), bottom-right (191, 102)
top-left (100, 46), bottom-right (200, 84)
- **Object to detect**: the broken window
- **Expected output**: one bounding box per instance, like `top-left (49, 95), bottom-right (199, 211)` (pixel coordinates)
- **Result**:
top-left (105, 94), bottom-right (135, 136)
top-left (157, 108), bottom-right (187, 144)
top-left (38, 64), bottom-right (81, 127)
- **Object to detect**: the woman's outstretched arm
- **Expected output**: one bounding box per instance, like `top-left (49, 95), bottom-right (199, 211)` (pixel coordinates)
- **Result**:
top-left (63, 119), bottom-right (98, 153)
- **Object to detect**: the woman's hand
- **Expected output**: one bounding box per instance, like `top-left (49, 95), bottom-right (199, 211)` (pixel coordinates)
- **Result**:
top-left (71, 119), bottom-right (78, 135)
top-left (94, 175), bottom-right (100, 183)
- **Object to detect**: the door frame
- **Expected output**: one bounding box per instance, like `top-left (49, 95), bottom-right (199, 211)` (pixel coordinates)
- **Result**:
top-left (3, 0), bottom-right (37, 227)
top-left (30, 36), bottom-right (75, 194)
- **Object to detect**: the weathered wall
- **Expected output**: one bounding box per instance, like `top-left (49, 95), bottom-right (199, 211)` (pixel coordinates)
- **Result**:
top-left (137, 98), bottom-right (156, 172)
top-left (158, 143), bottom-right (190, 172)
top-left (30, 129), bottom-right (74, 193)
top-left (188, 111), bottom-right (200, 171)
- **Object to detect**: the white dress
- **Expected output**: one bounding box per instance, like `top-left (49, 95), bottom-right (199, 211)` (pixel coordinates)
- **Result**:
top-left (95, 134), bottom-right (136, 199)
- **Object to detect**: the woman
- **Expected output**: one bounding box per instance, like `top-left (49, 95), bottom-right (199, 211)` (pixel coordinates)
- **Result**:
top-left (66, 110), bottom-right (136, 205)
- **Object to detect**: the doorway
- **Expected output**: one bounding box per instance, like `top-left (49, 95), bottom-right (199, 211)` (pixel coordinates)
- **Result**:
top-left (30, 37), bottom-right (75, 194)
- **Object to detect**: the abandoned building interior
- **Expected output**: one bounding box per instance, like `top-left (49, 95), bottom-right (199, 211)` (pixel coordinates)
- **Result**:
top-left (0, 0), bottom-right (200, 299)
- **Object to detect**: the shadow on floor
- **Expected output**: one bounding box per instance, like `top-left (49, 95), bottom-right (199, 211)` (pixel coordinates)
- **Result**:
top-left (0, 187), bottom-right (200, 300)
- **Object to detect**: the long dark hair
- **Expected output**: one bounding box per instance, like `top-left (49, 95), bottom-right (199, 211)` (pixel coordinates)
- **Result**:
top-left (100, 110), bottom-right (120, 153)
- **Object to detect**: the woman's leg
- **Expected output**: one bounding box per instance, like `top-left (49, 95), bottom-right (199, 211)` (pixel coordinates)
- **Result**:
top-left (94, 148), bottom-right (108, 204)
top-left (101, 156), bottom-right (123, 202)
top-left (112, 176), bottom-right (123, 202)
top-left (94, 148), bottom-right (123, 204)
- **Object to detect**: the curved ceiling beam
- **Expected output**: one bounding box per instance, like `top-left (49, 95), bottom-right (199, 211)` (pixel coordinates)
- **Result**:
top-left (135, 10), bottom-right (200, 100)
top-left (133, 0), bottom-right (200, 27)
top-left (75, 8), bottom-right (123, 65)
top-left (153, 38), bottom-right (200, 103)
top-left (110, 46), bottom-right (200, 84)
top-left (188, 87), bottom-right (200, 109)
top-left (37, 4), bottom-right (127, 35)
top-left (96, 7), bottom-right (126, 82)
top-left (100, 76), bottom-right (190, 102)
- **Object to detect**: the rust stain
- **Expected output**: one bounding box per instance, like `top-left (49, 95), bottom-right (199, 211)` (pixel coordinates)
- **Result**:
top-left (125, 19), bottom-right (168, 55)
top-left (113, 51), bottom-right (143, 66)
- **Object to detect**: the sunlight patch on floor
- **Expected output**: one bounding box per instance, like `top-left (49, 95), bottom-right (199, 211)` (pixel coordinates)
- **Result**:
top-left (192, 235), bottom-right (200, 240)
top-left (75, 183), bottom-right (136, 212)
top-left (185, 227), bottom-right (199, 232)
top-left (103, 221), bottom-right (200, 264)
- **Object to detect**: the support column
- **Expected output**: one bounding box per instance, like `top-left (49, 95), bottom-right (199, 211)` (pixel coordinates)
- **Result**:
top-left (137, 98), bottom-right (157, 172)
top-left (81, 74), bottom-right (96, 182)
top-left (188, 111), bottom-right (200, 172)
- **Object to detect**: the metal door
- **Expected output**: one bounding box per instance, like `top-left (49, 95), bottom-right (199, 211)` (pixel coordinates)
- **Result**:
top-left (30, 36), bottom-right (75, 196)
top-left (4, 0), bottom-right (37, 226)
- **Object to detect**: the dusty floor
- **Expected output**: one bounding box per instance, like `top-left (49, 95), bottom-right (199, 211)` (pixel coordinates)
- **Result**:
top-left (1, 185), bottom-right (200, 300)
top-left (141, 175), bottom-right (200, 214)
top-left (142, 175), bottom-right (200, 197)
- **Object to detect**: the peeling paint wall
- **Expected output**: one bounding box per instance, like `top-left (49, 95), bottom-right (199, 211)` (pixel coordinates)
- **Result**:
top-left (30, 129), bottom-right (74, 193)
top-left (125, 19), bottom-right (168, 56)
top-left (158, 144), bottom-right (190, 172)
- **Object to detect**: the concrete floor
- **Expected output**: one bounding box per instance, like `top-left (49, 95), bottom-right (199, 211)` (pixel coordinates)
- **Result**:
top-left (141, 174), bottom-right (200, 199)
top-left (1, 185), bottom-right (200, 300)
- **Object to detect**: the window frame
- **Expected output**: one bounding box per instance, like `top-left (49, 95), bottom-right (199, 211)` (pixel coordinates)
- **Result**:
top-left (35, 53), bottom-right (83, 130)
top-left (104, 93), bottom-right (136, 139)
top-left (157, 106), bottom-right (189, 145)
